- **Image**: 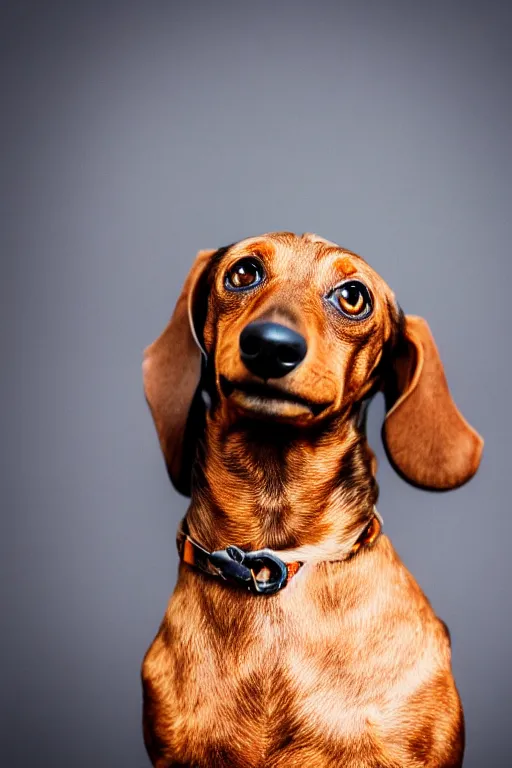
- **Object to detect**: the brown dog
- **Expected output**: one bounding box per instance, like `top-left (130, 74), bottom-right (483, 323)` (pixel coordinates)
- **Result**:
top-left (141, 232), bottom-right (483, 768)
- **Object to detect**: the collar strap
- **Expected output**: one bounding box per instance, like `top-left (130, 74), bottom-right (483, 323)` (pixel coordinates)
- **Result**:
top-left (176, 511), bottom-right (382, 596)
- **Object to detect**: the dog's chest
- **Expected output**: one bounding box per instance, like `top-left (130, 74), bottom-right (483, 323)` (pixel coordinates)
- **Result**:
top-left (143, 561), bottom-right (455, 767)
top-left (153, 605), bottom-right (388, 763)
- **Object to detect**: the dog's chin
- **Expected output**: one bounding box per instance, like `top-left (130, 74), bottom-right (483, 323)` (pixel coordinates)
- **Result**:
top-left (219, 376), bottom-right (329, 422)
top-left (229, 390), bottom-right (315, 421)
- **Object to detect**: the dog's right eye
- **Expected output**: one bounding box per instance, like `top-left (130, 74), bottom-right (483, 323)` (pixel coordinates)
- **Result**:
top-left (225, 258), bottom-right (265, 291)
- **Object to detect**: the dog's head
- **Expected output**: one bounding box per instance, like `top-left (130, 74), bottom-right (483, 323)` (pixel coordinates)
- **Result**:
top-left (143, 232), bottom-right (483, 496)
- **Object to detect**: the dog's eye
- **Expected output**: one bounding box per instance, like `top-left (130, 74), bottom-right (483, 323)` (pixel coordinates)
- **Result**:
top-left (329, 280), bottom-right (372, 320)
top-left (225, 258), bottom-right (264, 291)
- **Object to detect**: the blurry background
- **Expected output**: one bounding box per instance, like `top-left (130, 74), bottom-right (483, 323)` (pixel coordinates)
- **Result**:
top-left (1, 1), bottom-right (511, 765)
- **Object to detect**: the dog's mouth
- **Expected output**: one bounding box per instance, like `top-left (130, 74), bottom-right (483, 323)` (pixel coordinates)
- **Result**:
top-left (219, 375), bottom-right (329, 418)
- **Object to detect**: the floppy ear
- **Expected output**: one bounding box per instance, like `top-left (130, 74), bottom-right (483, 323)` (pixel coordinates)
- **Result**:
top-left (382, 315), bottom-right (483, 491)
top-left (143, 249), bottom-right (216, 496)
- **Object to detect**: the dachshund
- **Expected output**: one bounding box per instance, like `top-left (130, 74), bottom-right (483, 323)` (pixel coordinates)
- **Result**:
top-left (141, 232), bottom-right (483, 768)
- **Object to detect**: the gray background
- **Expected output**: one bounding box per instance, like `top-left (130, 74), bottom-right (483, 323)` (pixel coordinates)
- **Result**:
top-left (1, 1), bottom-right (510, 766)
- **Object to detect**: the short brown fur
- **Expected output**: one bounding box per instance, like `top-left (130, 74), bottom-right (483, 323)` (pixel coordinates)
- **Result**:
top-left (142, 232), bottom-right (482, 767)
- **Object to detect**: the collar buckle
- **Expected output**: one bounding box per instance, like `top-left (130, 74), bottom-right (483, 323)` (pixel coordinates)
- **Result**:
top-left (209, 546), bottom-right (288, 595)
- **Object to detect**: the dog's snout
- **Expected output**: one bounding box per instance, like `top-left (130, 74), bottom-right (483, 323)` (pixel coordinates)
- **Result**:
top-left (239, 322), bottom-right (307, 379)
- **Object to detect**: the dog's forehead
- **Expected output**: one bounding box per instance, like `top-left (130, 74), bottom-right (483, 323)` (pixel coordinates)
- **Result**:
top-left (225, 231), bottom-right (379, 280)
top-left (215, 233), bottom-right (398, 307)
top-left (228, 231), bottom-right (367, 263)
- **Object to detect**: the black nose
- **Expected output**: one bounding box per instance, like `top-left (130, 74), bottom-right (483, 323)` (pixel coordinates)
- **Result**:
top-left (239, 322), bottom-right (307, 379)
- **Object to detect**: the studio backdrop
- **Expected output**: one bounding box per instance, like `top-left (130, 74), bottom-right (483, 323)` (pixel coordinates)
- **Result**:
top-left (2, 1), bottom-right (511, 766)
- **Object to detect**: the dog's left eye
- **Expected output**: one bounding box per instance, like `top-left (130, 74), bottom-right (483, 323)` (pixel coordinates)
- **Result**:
top-left (329, 280), bottom-right (372, 320)
top-left (225, 258), bottom-right (265, 291)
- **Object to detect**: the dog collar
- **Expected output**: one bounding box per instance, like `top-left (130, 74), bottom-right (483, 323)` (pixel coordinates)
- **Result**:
top-left (176, 510), bottom-right (382, 596)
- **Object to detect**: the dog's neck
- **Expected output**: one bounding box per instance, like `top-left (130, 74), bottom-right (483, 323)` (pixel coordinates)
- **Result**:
top-left (185, 404), bottom-right (378, 553)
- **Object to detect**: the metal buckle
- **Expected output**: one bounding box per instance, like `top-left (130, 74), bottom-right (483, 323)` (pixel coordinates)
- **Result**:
top-left (209, 546), bottom-right (288, 595)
